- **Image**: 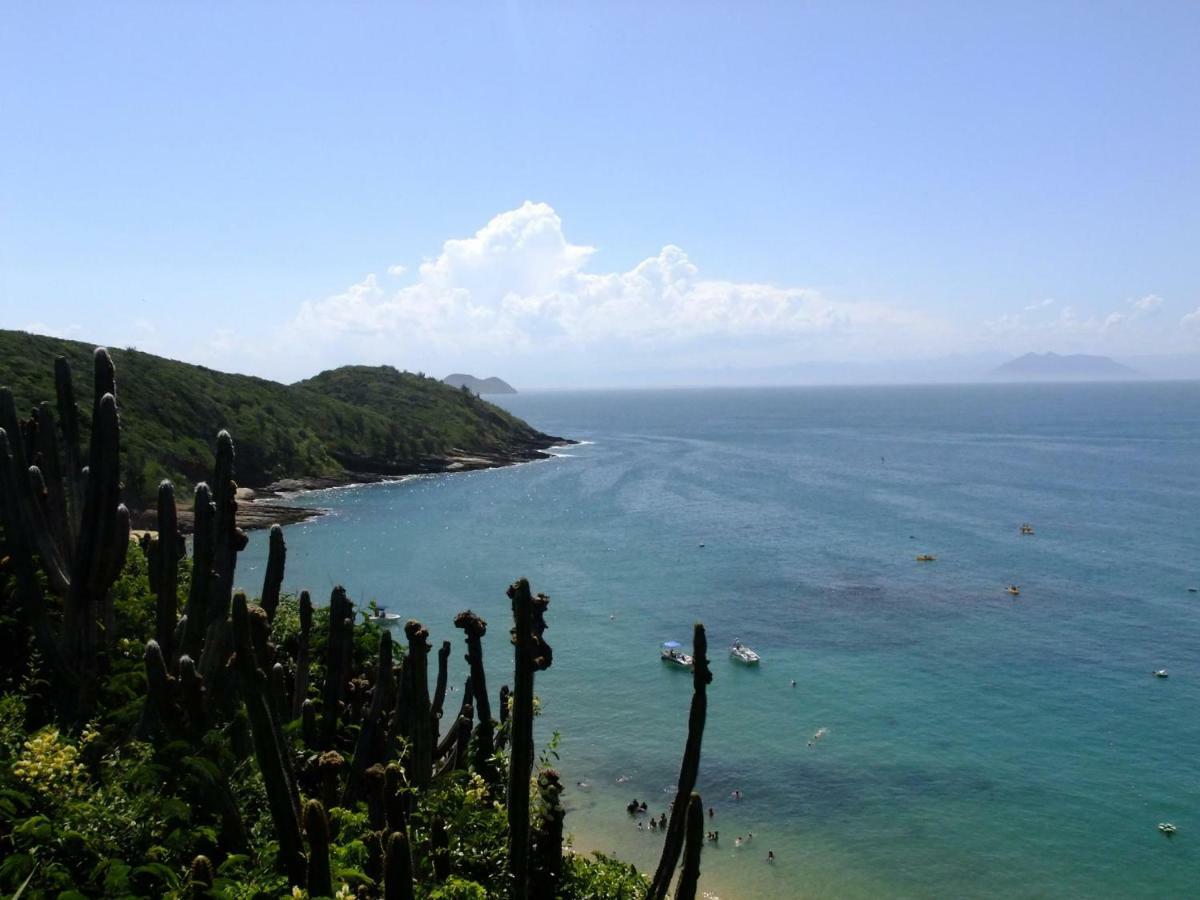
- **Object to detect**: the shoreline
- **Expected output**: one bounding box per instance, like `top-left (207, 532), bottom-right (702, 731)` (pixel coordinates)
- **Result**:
top-left (136, 437), bottom-right (577, 533)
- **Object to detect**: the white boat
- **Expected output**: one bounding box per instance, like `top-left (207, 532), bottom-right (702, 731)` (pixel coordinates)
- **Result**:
top-left (729, 640), bottom-right (761, 665)
top-left (368, 608), bottom-right (403, 623)
top-left (1153, 669), bottom-right (1169, 679)
top-left (661, 641), bottom-right (694, 669)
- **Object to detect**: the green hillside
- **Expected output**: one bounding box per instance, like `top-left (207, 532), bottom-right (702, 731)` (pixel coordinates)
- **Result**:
top-left (0, 329), bottom-right (559, 509)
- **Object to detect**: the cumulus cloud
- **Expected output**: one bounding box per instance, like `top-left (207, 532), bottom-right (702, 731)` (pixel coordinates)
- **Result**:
top-left (1182, 307), bottom-right (1200, 330)
top-left (386, 264), bottom-right (407, 276)
top-left (285, 201), bottom-right (946, 380)
top-left (985, 293), bottom-right (1177, 353)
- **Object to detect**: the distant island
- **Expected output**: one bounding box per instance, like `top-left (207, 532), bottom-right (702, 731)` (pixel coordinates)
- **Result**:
top-left (0, 330), bottom-right (565, 526)
top-left (989, 352), bottom-right (1137, 381)
top-left (443, 373), bottom-right (518, 394)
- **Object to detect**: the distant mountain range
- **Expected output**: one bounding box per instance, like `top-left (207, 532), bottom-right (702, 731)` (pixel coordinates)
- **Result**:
top-left (989, 352), bottom-right (1137, 381)
top-left (443, 373), bottom-right (517, 394)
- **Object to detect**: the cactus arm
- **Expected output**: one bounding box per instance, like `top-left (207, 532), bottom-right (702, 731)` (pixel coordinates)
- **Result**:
top-left (260, 524), bottom-right (286, 621)
top-left (431, 639), bottom-right (451, 744)
top-left (402, 621), bottom-right (433, 788)
top-left (155, 480), bottom-right (181, 660)
top-left (53, 356), bottom-right (84, 548)
top-left (291, 590), bottom-right (313, 719)
top-left (384, 830), bottom-right (416, 900)
top-left (304, 800), bottom-right (333, 898)
top-left (343, 630), bottom-right (394, 805)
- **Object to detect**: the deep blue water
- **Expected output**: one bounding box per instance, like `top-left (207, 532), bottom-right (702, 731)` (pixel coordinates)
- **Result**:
top-left (241, 383), bottom-right (1200, 898)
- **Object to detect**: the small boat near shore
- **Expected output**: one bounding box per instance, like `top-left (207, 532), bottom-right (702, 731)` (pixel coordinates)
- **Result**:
top-left (1006, 584), bottom-right (1021, 596)
top-left (729, 640), bottom-right (761, 665)
top-left (367, 607), bottom-right (403, 623)
top-left (1153, 669), bottom-right (1169, 679)
top-left (915, 554), bottom-right (937, 562)
top-left (1020, 523), bottom-right (1035, 535)
top-left (661, 641), bottom-right (694, 669)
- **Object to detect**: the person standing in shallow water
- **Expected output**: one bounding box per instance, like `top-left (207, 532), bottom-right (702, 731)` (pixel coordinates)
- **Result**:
top-left (768, 850), bottom-right (775, 863)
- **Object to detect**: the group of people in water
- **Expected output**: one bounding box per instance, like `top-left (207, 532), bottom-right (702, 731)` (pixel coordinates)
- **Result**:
top-left (626, 794), bottom-right (775, 862)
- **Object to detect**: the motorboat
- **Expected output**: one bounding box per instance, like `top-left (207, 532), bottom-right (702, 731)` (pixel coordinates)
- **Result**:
top-left (915, 554), bottom-right (937, 562)
top-left (1006, 585), bottom-right (1021, 596)
top-left (367, 607), bottom-right (403, 623)
top-left (1153, 669), bottom-right (1169, 679)
top-left (1020, 523), bottom-right (1035, 535)
top-left (1158, 822), bottom-right (1177, 835)
top-left (661, 641), bottom-right (694, 669)
top-left (729, 640), bottom-right (761, 665)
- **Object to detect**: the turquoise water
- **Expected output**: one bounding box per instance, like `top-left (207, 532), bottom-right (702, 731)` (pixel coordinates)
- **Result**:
top-left (240, 384), bottom-right (1200, 899)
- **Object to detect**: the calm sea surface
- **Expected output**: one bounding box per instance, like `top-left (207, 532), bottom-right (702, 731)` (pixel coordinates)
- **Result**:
top-left (241, 384), bottom-right (1200, 899)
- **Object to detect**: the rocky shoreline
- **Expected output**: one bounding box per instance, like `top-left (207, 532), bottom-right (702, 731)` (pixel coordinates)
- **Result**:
top-left (136, 439), bottom-right (575, 534)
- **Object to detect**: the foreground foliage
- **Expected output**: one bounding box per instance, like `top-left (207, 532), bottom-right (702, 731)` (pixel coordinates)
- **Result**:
top-left (0, 349), bottom-right (711, 899)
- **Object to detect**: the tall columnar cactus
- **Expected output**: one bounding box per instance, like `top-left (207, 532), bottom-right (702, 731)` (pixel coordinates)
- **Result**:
top-left (506, 578), bottom-right (554, 900)
top-left (187, 855), bottom-right (215, 899)
top-left (431, 639), bottom-right (451, 744)
top-left (529, 769), bottom-right (565, 900)
top-left (180, 482), bottom-right (214, 660)
top-left (153, 480), bottom-right (182, 660)
top-left (137, 639), bottom-right (174, 740)
top-left (343, 630), bottom-right (394, 805)
top-left (321, 586), bottom-right (354, 746)
top-left (384, 830), bottom-right (416, 900)
top-left (304, 799), bottom-right (333, 898)
top-left (647, 623), bottom-right (711, 900)
top-left (453, 610), bottom-right (496, 774)
top-left (0, 350), bottom-right (130, 715)
top-left (402, 620), bottom-right (433, 789)
top-left (199, 432), bottom-right (248, 680)
top-left (178, 654), bottom-right (207, 738)
top-left (260, 524), bottom-right (286, 622)
top-left (292, 590), bottom-right (314, 720)
top-left (231, 592), bottom-right (305, 884)
top-left (673, 793), bottom-right (705, 900)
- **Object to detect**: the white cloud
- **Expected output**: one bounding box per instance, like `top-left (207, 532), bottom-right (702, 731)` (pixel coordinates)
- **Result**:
top-left (1182, 307), bottom-right (1200, 330)
top-left (285, 201), bottom-right (947, 380)
top-left (986, 293), bottom-right (1178, 353)
top-left (386, 264), bottom-right (407, 276)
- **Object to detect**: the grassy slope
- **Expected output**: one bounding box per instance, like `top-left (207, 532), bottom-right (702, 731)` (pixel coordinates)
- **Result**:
top-left (0, 329), bottom-right (556, 508)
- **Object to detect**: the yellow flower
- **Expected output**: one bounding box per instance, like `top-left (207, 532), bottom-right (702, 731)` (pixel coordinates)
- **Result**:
top-left (334, 885), bottom-right (352, 900)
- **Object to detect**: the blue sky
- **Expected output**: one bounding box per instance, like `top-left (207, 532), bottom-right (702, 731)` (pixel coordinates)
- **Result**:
top-left (2, 2), bottom-right (1198, 386)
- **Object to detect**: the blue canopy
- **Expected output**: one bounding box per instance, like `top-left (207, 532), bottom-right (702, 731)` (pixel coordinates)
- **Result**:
top-left (662, 640), bottom-right (682, 649)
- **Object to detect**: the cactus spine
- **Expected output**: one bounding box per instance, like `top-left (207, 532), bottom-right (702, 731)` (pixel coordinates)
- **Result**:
top-left (647, 623), bottom-right (711, 900)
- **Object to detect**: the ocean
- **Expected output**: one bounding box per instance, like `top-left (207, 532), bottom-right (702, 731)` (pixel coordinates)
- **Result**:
top-left (239, 383), bottom-right (1200, 899)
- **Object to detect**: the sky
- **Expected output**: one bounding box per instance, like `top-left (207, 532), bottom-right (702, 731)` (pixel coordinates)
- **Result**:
top-left (1, 2), bottom-right (1198, 387)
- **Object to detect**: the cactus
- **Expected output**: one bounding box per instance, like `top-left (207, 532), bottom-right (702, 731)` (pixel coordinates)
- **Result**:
top-left (137, 639), bottom-right (173, 740)
top-left (321, 586), bottom-right (354, 746)
top-left (506, 579), bottom-right (554, 900)
top-left (383, 762), bottom-right (408, 833)
top-left (318, 750), bottom-right (345, 812)
top-left (647, 623), bottom-right (711, 900)
top-left (291, 590), bottom-right (313, 719)
top-left (343, 630), bottom-right (394, 805)
top-left (178, 654), bottom-right (207, 737)
top-left (187, 854), bottom-right (215, 898)
top-left (402, 620), bottom-right (433, 789)
top-left (529, 769), bottom-right (565, 900)
top-left (0, 350), bottom-right (130, 716)
top-left (673, 793), bottom-right (705, 900)
top-left (304, 799), bottom-right (333, 898)
top-left (270, 662), bottom-right (288, 724)
top-left (431, 639), bottom-right (451, 744)
top-left (180, 483), bottom-right (213, 660)
top-left (431, 815), bottom-right (450, 883)
top-left (153, 480), bottom-right (182, 660)
top-left (261, 524), bottom-right (286, 622)
top-left (301, 698), bottom-right (319, 749)
top-left (231, 592), bottom-right (305, 883)
top-left (199, 432), bottom-right (248, 680)
top-left (454, 610), bottom-right (496, 776)
top-left (384, 830), bottom-right (416, 900)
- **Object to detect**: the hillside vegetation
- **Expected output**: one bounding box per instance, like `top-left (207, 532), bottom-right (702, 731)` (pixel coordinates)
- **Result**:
top-left (0, 329), bottom-right (558, 509)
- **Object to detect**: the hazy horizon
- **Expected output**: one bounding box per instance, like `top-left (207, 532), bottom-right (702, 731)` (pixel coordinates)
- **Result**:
top-left (3, 3), bottom-right (1198, 388)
